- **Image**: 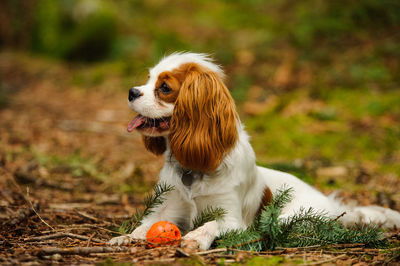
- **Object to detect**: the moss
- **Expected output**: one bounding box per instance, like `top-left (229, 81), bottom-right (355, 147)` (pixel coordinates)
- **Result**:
top-left (176, 256), bottom-right (205, 266)
top-left (97, 258), bottom-right (133, 266)
top-left (245, 256), bottom-right (285, 266)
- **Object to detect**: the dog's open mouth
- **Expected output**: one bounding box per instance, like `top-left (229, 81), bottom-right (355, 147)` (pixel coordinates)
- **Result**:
top-left (127, 115), bottom-right (171, 132)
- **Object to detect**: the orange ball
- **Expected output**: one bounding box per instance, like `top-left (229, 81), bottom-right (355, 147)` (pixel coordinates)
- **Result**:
top-left (146, 221), bottom-right (181, 247)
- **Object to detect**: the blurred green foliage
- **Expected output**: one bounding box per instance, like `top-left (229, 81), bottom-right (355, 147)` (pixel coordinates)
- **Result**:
top-left (1, 0), bottom-right (398, 65)
top-left (1, 0), bottom-right (399, 175)
top-left (31, 0), bottom-right (117, 61)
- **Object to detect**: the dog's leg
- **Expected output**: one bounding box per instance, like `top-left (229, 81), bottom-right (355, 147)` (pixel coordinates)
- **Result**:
top-left (181, 193), bottom-right (246, 250)
top-left (108, 222), bottom-right (151, 246)
top-left (334, 204), bottom-right (400, 229)
top-left (109, 187), bottom-right (191, 246)
top-left (181, 215), bottom-right (246, 250)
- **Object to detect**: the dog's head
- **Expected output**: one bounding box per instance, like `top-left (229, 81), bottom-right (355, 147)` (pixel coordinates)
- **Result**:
top-left (127, 53), bottom-right (238, 172)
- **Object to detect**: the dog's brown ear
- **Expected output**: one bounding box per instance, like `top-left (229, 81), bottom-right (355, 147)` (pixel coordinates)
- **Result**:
top-left (142, 136), bottom-right (166, 155)
top-left (169, 65), bottom-right (238, 172)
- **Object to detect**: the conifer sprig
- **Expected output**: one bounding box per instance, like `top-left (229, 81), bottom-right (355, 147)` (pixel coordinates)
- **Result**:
top-left (216, 187), bottom-right (387, 251)
top-left (192, 206), bottom-right (227, 229)
top-left (119, 182), bottom-right (174, 234)
top-left (258, 186), bottom-right (293, 249)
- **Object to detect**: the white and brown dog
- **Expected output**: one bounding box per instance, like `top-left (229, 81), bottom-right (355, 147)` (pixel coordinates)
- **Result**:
top-left (109, 52), bottom-right (400, 250)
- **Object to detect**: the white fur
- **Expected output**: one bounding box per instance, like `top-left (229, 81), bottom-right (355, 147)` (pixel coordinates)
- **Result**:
top-left (109, 53), bottom-right (400, 249)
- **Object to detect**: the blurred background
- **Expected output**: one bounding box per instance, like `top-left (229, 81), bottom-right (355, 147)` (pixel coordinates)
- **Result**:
top-left (1, 0), bottom-right (400, 204)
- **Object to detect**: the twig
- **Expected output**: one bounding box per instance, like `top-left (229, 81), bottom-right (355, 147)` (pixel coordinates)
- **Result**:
top-left (332, 211), bottom-right (346, 221)
top-left (26, 187), bottom-right (55, 231)
top-left (4, 168), bottom-right (54, 229)
top-left (76, 210), bottom-right (100, 221)
top-left (330, 243), bottom-right (365, 248)
top-left (322, 250), bottom-right (376, 256)
top-left (55, 223), bottom-right (122, 234)
top-left (176, 248), bottom-right (190, 257)
top-left (257, 249), bottom-right (286, 255)
top-left (383, 232), bottom-right (400, 238)
top-left (303, 254), bottom-right (347, 265)
top-left (141, 258), bottom-right (176, 264)
top-left (35, 246), bottom-right (129, 255)
top-left (195, 248), bottom-right (228, 255)
top-left (225, 247), bottom-right (285, 255)
top-left (49, 203), bottom-right (92, 209)
top-left (75, 210), bottom-right (119, 227)
top-left (42, 226), bottom-right (112, 234)
top-left (6, 241), bottom-right (52, 246)
top-left (86, 233), bottom-right (96, 247)
top-left (213, 254), bottom-right (236, 259)
top-left (25, 232), bottom-right (104, 243)
top-left (219, 259), bottom-right (235, 263)
top-left (296, 245), bottom-right (322, 250)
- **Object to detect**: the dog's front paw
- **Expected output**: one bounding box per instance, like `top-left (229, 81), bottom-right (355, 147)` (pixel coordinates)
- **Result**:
top-left (180, 239), bottom-right (200, 253)
top-left (109, 225), bottom-right (149, 246)
top-left (182, 221), bottom-right (218, 250)
top-left (108, 235), bottom-right (134, 246)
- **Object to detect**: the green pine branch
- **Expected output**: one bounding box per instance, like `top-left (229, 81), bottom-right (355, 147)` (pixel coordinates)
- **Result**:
top-left (192, 206), bottom-right (227, 229)
top-left (216, 187), bottom-right (387, 251)
top-left (119, 182), bottom-right (174, 234)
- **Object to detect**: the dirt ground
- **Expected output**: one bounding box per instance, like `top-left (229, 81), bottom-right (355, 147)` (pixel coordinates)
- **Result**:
top-left (1, 52), bottom-right (399, 265)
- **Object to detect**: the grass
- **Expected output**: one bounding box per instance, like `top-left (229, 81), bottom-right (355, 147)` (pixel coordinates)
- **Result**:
top-left (246, 87), bottom-right (400, 176)
top-left (20, 148), bottom-right (150, 193)
top-left (31, 149), bottom-right (108, 180)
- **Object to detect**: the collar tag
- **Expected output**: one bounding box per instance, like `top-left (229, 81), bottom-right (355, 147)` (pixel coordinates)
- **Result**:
top-left (181, 169), bottom-right (194, 187)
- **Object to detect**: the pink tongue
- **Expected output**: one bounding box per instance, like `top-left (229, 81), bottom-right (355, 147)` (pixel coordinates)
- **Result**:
top-left (127, 115), bottom-right (146, 132)
top-left (159, 121), bottom-right (169, 129)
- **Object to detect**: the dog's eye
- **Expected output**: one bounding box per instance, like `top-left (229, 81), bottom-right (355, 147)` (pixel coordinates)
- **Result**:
top-left (160, 82), bottom-right (172, 94)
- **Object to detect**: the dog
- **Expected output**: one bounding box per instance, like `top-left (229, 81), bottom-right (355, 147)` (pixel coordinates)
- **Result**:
top-left (109, 52), bottom-right (400, 250)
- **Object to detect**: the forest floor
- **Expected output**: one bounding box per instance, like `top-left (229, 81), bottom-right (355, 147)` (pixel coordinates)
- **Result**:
top-left (1, 52), bottom-right (399, 265)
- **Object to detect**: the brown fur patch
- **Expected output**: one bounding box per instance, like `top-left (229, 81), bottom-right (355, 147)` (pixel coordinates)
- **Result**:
top-left (142, 136), bottom-right (166, 155)
top-left (154, 63), bottom-right (196, 104)
top-left (256, 186), bottom-right (273, 216)
top-left (169, 63), bottom-right (238, 172)
top-left (155, 72), bottom-right (181, 103)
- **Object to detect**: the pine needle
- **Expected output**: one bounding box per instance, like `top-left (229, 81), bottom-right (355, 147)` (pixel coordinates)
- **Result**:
top-left (192, 206), bottom-right (226, 229)
top-left (119, 182), bottom-right (174, 234)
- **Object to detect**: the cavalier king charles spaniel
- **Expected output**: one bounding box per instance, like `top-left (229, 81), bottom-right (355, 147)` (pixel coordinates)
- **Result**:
top-left (109, 52), bottom-right (400, 250)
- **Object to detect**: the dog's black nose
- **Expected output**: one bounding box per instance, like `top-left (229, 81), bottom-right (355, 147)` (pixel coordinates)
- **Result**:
top-left (128, 88), bottom-right (141, 101)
